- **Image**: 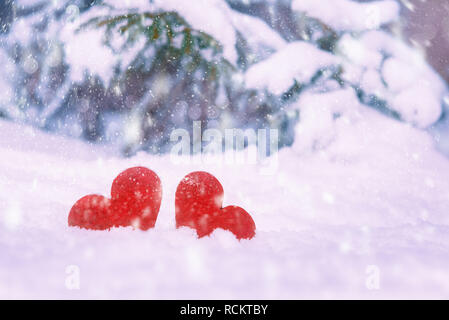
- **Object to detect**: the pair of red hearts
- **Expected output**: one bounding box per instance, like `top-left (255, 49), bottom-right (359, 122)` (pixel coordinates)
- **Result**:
top-left (68, 167), bottom-right (256, 240)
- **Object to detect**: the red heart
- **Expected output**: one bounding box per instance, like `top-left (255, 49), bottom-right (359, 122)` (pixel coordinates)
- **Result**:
top-left (68, 195), bottom-right (113, 230)
top-left (216, 206), bottom-right (256, 240)
top-left (68, 167), bottom-right (162, 230)
top-left (175, 171), bottom-right (256, 240)
top-left (110, 167), bottom-right (162, 230)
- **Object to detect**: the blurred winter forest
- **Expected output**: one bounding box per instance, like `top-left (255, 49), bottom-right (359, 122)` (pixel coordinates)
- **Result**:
top-left (0, 0), bottom-right (448, 155)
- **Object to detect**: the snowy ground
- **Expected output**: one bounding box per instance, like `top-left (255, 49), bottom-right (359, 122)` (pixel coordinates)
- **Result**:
top-left (2, 107), bottom-right (449, 299)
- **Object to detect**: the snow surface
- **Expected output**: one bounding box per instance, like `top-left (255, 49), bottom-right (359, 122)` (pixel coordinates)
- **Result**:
top-left (291, 87), bottom-right (364, 153)
top-left (2, 108), bottom-right (449, 299)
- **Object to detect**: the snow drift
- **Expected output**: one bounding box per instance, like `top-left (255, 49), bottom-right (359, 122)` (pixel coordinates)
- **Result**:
top-left (1, 106), bottom-right (449, 298)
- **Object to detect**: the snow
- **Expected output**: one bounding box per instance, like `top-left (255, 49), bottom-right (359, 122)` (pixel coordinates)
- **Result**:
top-left (104, 0), bottom-right (286, 65)
top-left (7, 2), bottom-right (116, 85)
top-left (244, 27), bottom-right (446, 130)
top-left (292, 0), bottom-right (400, 32)
top-left (152, 0), bottom-right (286, 65)
top-left (244, 42), bottom-right (338, 95)
top-left (10, 0), bottom-right (287, 87)
top-left (153, 0), bottom-right (239, 63)
top-left (338, 31), bottom-right (447, 128)
top-left (0, 51), bottom-right (13, 108)
top-left (291, 88), bottom-right (364, 153)
top-left (2, 0), bottom-right (449, 300)
top-left (62, 28), bottom-right (116, 84)
top-left (2, 108), bottom-right (449, 298)
top-left (229, 11), bottom-right (287, 52)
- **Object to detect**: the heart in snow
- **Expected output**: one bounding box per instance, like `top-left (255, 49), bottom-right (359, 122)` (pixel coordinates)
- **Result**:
top-left (175, 171), bottom-right (256, 240)
top-left (68, 167), bottom-right (162, 230)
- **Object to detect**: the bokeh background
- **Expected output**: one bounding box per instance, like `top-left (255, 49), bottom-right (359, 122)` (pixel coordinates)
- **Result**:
top-left (1, 0), bottom-right (448, 156)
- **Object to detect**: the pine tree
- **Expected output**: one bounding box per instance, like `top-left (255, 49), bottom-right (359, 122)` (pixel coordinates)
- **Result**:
top-left (0, 0), bottom-right (446, 155)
